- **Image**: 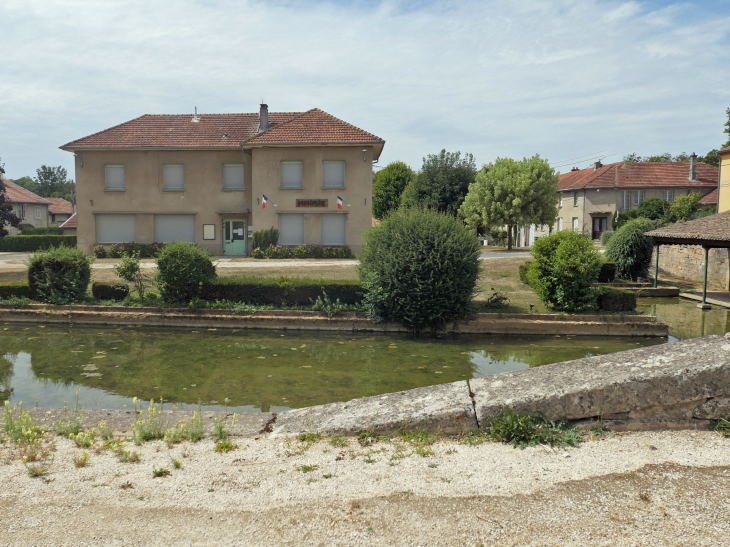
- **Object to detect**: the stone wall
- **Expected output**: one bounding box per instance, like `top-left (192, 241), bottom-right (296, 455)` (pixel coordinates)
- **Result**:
top-left (654, 244), bottom-right (730, 290)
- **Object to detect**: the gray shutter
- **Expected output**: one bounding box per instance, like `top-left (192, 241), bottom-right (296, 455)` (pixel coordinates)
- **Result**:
top-left (322, 161), bottom-right (345, 187)
top-left (96, 214), bottom-right (136, 243)
top-left (223, 165), bottom-right (245, 189)
top-left (279, 214), bottom-right (304, 245)
top-left (321, 214), bottom-right (346, 245)
top-left (281, 162), bottom-right (303, 188)
top-left (154, 215), bottom-right (195, 243)
top-left (164, 165), bottom-right (184, 189)
top-left (105, 166), bottom-right (125, 189)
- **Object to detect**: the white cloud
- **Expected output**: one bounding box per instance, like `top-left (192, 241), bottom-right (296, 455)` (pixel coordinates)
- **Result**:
top-left (0, 0), bottom-right (729, 178)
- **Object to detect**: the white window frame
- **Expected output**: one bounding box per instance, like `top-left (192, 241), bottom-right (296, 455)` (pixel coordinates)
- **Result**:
top-left (573, 192), bottom-right (578, 207)
top-left (621, 191), bottom-right (631, 212)
top-left (572, 217), bottom-right (579, 231)
top-left (663, 189), bottom-right (674, 203)
top-left (280, 161), bottom-right (304, 189)
top-left (105, 165), bottom-right (125, 190)
top-left (322, 161), bottom-right (346, 188)
top-left (559, 195), bottom-right (563, 208)
top-left (633, 190), bottom-right (645, 205)
top-left (34, 206), bottom-right (41, 220)
top-left (223, 164), bottom-right (245, 190)
top-left (163, 164), bottom-right (185, 191)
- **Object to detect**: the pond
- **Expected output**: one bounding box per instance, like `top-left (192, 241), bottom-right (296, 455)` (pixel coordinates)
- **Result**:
top-left (0, 324), bottom-right (665, 413)
top-left (636, 297), bottom-right (730, 340)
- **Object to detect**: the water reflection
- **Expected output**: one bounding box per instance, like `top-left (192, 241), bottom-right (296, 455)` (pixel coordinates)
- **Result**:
top-left (637, 298), bottom-right (730, 340)
top-left (0, 324), bottom-right (664, 412)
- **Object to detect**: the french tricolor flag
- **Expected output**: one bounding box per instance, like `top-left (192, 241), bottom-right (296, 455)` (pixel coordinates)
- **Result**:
top-left (262, 195), bottom-right (268, 209)
top-left (337, 196), bottom-right (343, 209)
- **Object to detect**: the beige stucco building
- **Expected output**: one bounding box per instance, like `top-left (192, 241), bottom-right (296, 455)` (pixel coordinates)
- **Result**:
top-left (0, 178), bottom-right (50, 235)
top-left (60, 105), bottom-right (384, 255)
top-left (719, 145), bottom-right (730, 213)
top-left (556, 158), bottom-right (718, 239)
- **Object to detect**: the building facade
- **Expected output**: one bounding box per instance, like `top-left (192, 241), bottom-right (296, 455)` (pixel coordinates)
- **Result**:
top-left (556, 157), bottom-right (718, 239)
top-left (46, 198), bottom-right (74, 226)
top-left (60, 106), bottom-right (384, 255)
top-left (0, 178), bottom-right (50, 234)
top-left (719, 146), bottom-right (730, 213)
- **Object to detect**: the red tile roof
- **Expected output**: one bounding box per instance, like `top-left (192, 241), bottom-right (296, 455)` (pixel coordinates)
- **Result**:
top-left (46, 197), bottom-right (74, 215)
top-left (720, 145), bottom-right (730, 155)
top-left (558, 162), bottom-right (718, 191)
top-left (60, 109), bottom-right (383, 150)
top-left (59, 213), bottom-right (76, 229)
top-left (646, 210), bottom-right (730, 243)
top-left (243, 109), bottom-right (384, 145)
top-left (699, 188), bottom-right (717, 204)
top-left (0, 178), bottom-right (51, 205)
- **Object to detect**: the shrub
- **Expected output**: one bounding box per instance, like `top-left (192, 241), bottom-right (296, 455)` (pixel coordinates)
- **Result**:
top-left (155, 241), bottom-right (216, 302)
top-left (636, 198), bottom-right (669, 221)
top-left (91, 282), bottom-right (130, 301)
top-left (599, 230), bottom-right (614, 246)
top-left (252, 228), bottom-right (279, 250)
top-left (251, 247), bottom-right (265, 259)
top-left (0, 281), bottom-right (33, 300)
top-left (0, 235), bottom-right (77, 252)
top-left (200, 276), bottom-right (363, 306)
top-left (93, 246), bottom-right (108, 258)
top-left (21, 227), bottom-right (64, 235)
top-left (598, 261), bottom-right (617, 283)
top-left (113, 254), bottom-right (147, 298)
top-left (597, 287), bottom-right (636, 312)
top-left (664, 192), bottom-right (701, 224)
top-left (27, 246), bottom-right (93, 304)
top-left (605, 218), bottom-right (656, 281)
top-left (292, 245), bottom-right (308, 259)
top-left (107, 242), bottom-right (165, 259)
top-left (518, 261), bottom-right (532, 285)
top-left (613, 209), bottom-right (638, 231)
top-left (527, 231), bottom-right (601, 312)
top-left (358, 208), bottom-right (480, 331)
top-left (264, 245), bottom-right (292, 259)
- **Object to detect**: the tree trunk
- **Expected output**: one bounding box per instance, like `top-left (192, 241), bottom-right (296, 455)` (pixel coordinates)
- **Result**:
top-left (507, 224), bottom-right (513, 250)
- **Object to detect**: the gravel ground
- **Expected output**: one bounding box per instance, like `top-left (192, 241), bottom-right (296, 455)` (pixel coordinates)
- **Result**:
top-left (2, 429), bottom-right (729, 546)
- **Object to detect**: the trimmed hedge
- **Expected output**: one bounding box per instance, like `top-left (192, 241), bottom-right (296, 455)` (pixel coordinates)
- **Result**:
top-left (600, 230), bottom-right (614, 246)
top-left (518, 261), bottom-right (532, 285)
top-left (257, 244), bottom-right (354, 259)
top-left (0, 235), bottom-right (77, 252)
top-left (27, 245), bottom-right (92, 304)
top-left (95, 242), bottom-right (166, 259)
top-left (0, 281), bottom-right (33, 299)
top-left (21, 227), bottom-right (64, 235)
top-left (201, 277), bottom-right (364, 306)
top-left (598, 261), bottom-right (617, 283)
top-left (92, 282), bottom-right (130, 301)
top-left (597, 287), bottom-right (636, 312)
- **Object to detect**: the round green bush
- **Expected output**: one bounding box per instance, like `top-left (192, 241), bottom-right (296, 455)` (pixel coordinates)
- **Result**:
top-left (605, 218), bottom-right (656, 281)
top-left (155, 241), bottom-right (216, 302)
top-left (599, 230), bottom-right (614, 246)
top-left (358, 208), bottom-right (480, 331)
top-left (27, 245), bottom-right (93, 304)
top-left (527, 231), bottom-right (601, 312)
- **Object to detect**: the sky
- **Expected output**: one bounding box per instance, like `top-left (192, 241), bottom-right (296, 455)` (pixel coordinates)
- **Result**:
top-left (1, 0), bottom-right (730, 180)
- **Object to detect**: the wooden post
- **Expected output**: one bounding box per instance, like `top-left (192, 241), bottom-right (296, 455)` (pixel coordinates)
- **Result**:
top-left (653, 245), bottom-right (660, 288)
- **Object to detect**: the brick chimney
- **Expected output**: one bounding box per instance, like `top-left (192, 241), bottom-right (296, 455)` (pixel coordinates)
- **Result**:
top-left (258, 103), bottom-right (269, 133)
top-left (594, 161), bottom-right (602, 171)
top-left (689, 152), bottom-right (697, 181)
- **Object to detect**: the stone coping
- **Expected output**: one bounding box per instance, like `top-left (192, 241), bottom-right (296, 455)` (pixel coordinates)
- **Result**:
top-left (0, 304), bottom-right (668, 336)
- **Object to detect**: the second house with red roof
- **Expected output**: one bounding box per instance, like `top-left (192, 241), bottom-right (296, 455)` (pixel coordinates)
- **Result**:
top-left (60, 104), bottom-right (385, 255)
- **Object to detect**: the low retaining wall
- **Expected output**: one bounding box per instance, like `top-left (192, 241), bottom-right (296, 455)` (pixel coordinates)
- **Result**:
top-left (654, 245), bottom-right (730, 290)
top-left (272, 334), bottom-right (730, 436)
top-left (0, 304), bottom-right (668, 337)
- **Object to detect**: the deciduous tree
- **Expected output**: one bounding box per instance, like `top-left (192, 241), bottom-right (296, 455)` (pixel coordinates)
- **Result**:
top-left (460, 155), bottom-right (559, 250)
top-left (372, 161), bottom-right (414, 220)
top-left (0, 158), bottom-right (22, 236)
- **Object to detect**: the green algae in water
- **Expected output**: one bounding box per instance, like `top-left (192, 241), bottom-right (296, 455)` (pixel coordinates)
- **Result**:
top-left (637, 297), bottom-right (730, 340)
top-left (0, 324), bottom-right (665, 412)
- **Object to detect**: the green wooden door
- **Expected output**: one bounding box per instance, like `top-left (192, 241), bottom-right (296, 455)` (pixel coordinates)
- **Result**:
top-left (223, 220), bottom-right (247, 256)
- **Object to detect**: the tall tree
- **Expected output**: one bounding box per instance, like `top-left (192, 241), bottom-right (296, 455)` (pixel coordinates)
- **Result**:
top-left (35, 165), bottom-right (68, 196)
top-left (372, 161), bottom-right (415, 220)
top-left (724, 107), bottom-right (730, 149)
top-left (400, 150), bottom-right (476, 215)
top-left (460, 155), bottom-right (559, 250)
top-left (0, 158), bottom-right (22, 236)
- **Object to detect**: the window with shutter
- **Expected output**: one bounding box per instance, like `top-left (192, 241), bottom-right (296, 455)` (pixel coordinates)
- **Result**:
top-left (321, 214), bottom-right (346, 245)
top-left (105, 166), bottom-right (125, 190)
top-left (322, 161), bottom-right (345, 188)
top-left (663, 190), bottom-right (674, 202)
top-left (279, 214), bottom-right (305, 245)
top-left (96, 215), bottom-right (136, 243)
top-left (223, 165), bottom-right (245, 189)
top-left (281, 162), bottom-right (303, 188)
top-left (154, 215), bottom-right (195, 243)
top-left (163, 165), bottom-right (184, 190)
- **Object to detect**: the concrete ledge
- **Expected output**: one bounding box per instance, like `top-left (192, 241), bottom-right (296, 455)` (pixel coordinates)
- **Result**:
top-left (470, 335), bottom-right (730, 427)
top-left (270, 381), bottom-right (475, 437)
top-left (0, 305), bottom-right (668, 336)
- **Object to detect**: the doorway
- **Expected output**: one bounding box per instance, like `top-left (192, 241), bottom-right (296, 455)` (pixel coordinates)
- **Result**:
top-left (592, 217), bottom-right (608, 240)
top-left (223, 219), bottom-right (247, 256)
